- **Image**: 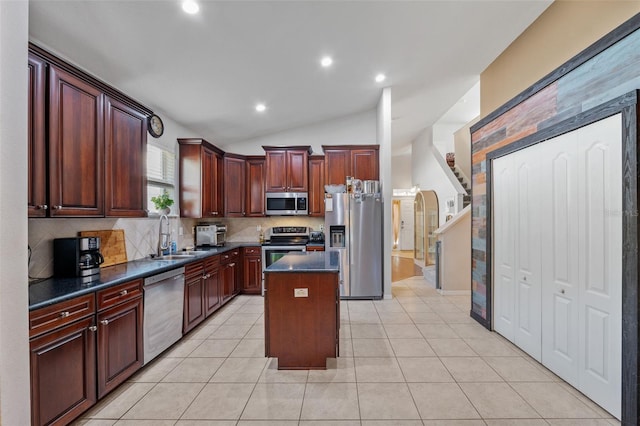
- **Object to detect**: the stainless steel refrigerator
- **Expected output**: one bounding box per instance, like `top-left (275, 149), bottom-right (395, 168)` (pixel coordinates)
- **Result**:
top-left (324, 192), bottom-right (383, 299)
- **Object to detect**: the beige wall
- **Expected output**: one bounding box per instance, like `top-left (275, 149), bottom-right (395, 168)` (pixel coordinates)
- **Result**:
top-left (481, 0), bottom-right (640, 117)
top-left (435, 207), bottom-right (471, 294)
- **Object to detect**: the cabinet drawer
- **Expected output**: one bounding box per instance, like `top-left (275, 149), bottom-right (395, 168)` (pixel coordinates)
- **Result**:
top-left (29, 293), bottom-right (96, 338)
top-left (185, 260), bottom-right (205, 279)
top-left (221, 250), bottom-right (240, 264)
top-left (243, 246), bottom-right (261, 256)
top-left (97, 279), bottom-right (142, 311)
top-left (205, 254), bottom-right (220, 270)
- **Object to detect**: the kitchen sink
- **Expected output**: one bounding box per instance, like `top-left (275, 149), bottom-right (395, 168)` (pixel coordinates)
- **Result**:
top-left (152, 254), bottom-right (197, 260)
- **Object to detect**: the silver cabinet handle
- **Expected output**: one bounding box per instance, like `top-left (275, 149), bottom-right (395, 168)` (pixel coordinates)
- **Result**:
top-left (119, 290), bottom-right (128, 296)
top-left (101, 320), bottom-right (109, 325)
top-left (59, 311), bottom-right (70, 318)
top-left (229, 263), bottom-right (235, 267)
top-left (36, 204), bottom-right (48, 210)
top-left (89, 326), bottom-right (97, 332)
top-left (52, 205), bottom-right (62, 210)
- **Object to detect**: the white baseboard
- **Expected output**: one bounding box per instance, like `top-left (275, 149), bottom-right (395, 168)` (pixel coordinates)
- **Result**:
top-left (437, 289), bottom-right (471, 296)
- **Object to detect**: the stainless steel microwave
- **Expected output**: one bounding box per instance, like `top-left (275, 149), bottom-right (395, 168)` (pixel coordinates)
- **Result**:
top-left (265, 192), bottom-right (308, 215)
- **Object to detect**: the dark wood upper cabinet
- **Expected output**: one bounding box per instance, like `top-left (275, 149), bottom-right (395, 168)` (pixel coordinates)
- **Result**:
top-left (28, 44), bottom-right (152, 218)
top-left (246, 156), bottom-right (266, 217)
top-left (351, 148), bottom-right (379, 181)
top-left (105, 97), bottom-right (147, 217)
top-left (323, 148), bottom-right (350, 186)
top-left (322, 145), bottom-right (379, 185)
top-left (224, 154), bottom-right (246, 217)
top-left (308, 155), bottom-right (325, 216)
top-left (178, 138), bottom-right (225, 218)
top-left (49, 65), bottom-right (105, 217)
top-left (263, 146), bottom-right (311, 192)
top-left (28, 53), bottom-right (47, 218)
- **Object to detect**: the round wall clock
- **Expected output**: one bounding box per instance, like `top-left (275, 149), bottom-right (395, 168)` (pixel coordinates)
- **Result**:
top-left (148, 114), bottom-right (164, 138)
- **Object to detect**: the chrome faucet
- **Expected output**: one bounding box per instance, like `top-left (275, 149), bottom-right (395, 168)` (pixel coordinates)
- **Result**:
top-left (157, 214), bottom-right (170, 256)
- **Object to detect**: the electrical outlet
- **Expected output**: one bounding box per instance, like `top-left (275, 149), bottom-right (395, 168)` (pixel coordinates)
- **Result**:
top-left (256, 225), bottom-right (262, 232)
top-left (192, 226), bottom-right (195, 235)
top-left (179, 227), bottom-right (184, 236)
top-left (319, 224), bottom-right (324, 231)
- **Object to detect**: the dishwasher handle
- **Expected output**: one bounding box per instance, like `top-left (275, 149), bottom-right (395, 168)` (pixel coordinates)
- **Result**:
top-left (143, 266), bottom-right (186, 286)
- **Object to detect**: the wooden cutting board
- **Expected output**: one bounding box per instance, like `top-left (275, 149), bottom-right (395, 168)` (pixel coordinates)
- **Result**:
top-left (79, 229), bottom-right (127, 267)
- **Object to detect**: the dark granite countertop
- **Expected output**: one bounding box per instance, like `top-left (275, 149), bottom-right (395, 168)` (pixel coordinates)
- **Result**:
top-left (265, 251), bottom-right (340, 273)
top-left (29, 242), bottom-right (259, 311)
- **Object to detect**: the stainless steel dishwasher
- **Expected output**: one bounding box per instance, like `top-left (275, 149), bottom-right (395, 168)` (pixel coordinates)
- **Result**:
top-left (143, 266), bottom-right (185, 364)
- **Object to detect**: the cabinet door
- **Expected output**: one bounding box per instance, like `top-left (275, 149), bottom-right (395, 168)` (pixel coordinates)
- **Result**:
top-left (97, 296), bottom-right (143, 398)
top-left (351, 148), bottom-right (379, 181)
top-left (324, 149), bottom-right (350, 186)
top-left (202, 149), bottom-right (219, 217)
top-left (49, 65), bottom-right (104, 217)
top-left (105, 96), bottom-right (147, 217)
top-left (246, 157), bottom-right (266, 216)
top-left (224, 156), bottom-right (246, 217)
top-left (184, 273), bottom-right (205, 333)
top-left (204, 267), bottom-right (222, 316)
top-left (222, 262), bottom-right (236, 302)
top-left (287, 150), bottom-right (309, 191)
top-left (308, 156), bottom-right (325, 216)
top-left (242, 247), bottom-right (262, 295)
top-left (28, 54), bottom-right (47, 217)
top-left (30, 316), bottom-right (97, 426)
top-left (265, 150), bottom-right (287, 192)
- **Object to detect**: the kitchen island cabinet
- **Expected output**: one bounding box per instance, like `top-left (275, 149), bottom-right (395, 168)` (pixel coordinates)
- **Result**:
top-left (264, 252), bottom-right (340, 369)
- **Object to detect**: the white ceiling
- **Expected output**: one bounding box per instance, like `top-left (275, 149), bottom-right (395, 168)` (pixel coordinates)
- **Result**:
top-left (28, 0), bottom-right (551, 151)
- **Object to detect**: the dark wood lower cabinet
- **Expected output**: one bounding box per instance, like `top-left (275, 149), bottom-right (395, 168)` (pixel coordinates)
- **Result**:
top-left (30, 316), bottom-right (97, 426)
top-left (184, 262), bottom-right (206, 333)
top-left (204, 256), bottom-right (222, 317)
top-left (242, 247), bottom-right (262, 295)
top-left (96, 296), bottom-right (143, 398)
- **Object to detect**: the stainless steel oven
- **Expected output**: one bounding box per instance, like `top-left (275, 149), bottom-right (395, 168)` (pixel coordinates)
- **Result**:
top-left (261, 245), bottom-right (306, 295)
top-left (260, 226), bottom-right (311, 295)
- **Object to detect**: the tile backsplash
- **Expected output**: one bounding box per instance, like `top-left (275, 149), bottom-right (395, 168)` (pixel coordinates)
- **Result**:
top-left (28, 216), bottom-right (323, 279)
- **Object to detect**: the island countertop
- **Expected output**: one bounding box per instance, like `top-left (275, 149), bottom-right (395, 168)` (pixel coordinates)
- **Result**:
top-left (265, 251), bottom-right (340, 273)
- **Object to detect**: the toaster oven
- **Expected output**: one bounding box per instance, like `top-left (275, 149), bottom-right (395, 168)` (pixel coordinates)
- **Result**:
top-left (195, 223), bottom-right (227, 247)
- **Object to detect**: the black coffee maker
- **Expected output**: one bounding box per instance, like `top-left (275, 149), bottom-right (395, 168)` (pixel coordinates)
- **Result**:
top-left (54, 237), bottom-right (104, 281)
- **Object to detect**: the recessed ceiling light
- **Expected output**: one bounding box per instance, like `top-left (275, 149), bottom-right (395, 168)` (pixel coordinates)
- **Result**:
top-left (182, 0), bottom-right (199, 15)
top-left (320, 56), bottom-right (333, 68)
top-left (375, 73), bottom-right (386, 83)
top-left (255, 103), bottom-right (266, 113)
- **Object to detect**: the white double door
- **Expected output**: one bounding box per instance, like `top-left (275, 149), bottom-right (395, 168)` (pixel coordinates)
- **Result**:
top-left (493, 114), bottom-right (622, 419)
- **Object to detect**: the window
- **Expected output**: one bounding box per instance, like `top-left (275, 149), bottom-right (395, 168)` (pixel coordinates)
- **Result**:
top-left (146, 143), bottom-right (176, 215)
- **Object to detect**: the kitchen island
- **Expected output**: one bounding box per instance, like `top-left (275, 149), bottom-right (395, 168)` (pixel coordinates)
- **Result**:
top-left (264, 251), bottom-right (340, 369)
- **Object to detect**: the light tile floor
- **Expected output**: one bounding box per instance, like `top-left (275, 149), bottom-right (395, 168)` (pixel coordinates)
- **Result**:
top-left (75, 276), bottom-right (620, 426)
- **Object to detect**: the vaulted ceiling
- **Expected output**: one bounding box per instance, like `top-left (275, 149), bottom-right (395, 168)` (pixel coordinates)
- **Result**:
top-left (29, 1), bottom-right (551, 151)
